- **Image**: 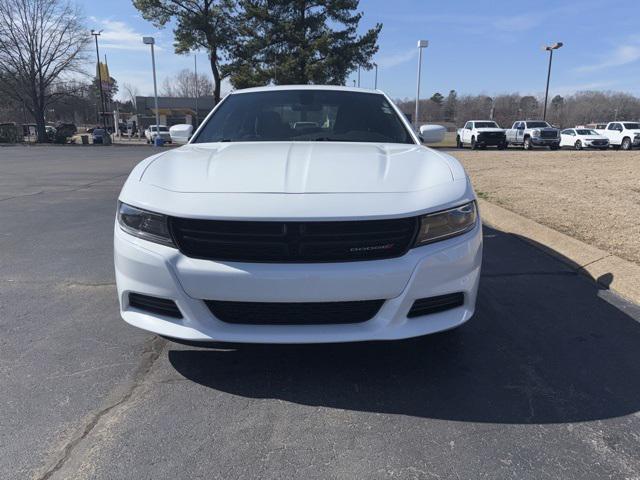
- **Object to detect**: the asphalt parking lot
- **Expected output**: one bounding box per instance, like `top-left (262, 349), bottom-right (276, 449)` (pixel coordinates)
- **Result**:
top-left (2, 145), bottom-right (640, 480)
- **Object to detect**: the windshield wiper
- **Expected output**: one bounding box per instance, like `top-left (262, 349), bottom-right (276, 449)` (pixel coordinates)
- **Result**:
top-left (311, 136), bottom-right (350, 142)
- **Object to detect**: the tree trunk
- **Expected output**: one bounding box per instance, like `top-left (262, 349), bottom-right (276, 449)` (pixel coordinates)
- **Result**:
top-left (209, 52), bottom-right (221, 105)
top-left (34, 106), bottom-right (47, 143)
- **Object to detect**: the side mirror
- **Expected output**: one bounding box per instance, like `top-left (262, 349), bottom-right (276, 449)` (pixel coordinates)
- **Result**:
top-left (418, 124), bottom-right (446, 144)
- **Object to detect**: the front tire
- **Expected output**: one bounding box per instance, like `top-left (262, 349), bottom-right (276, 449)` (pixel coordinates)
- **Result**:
top-left (471, 136), bottom-right (478, 150)
top-left (574, 140), bottom-right (582, 150)
top-left (621, 137), bottom-right (632, 150)
top-left (523, 137), bottom-right (532, 150)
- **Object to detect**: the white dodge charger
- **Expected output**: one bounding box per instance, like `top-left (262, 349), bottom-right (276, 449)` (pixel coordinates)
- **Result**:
top-left (114, 86), bottom-right (482, 344)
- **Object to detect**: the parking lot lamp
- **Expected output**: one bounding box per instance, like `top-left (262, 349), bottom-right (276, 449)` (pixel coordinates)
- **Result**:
top-left (90, 30), bottom-right (107, 129)
top-left (543, 42), bottom-right (563, 121)
top-left (415, 40), bottom-right (429, 129)
top-left (143, 36), bottom-right (160, 144)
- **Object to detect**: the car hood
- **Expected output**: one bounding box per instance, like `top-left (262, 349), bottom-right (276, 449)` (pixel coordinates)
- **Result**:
top-left (140, 142), bottom-right (458, 194)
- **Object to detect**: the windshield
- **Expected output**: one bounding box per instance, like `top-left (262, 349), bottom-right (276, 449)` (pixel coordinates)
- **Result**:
top-left (623, 123), bottom-right (640, 129)
top-left (151, 126), bottom-right (169, 132)
top-left (526, 122), bottom-right (550, 128)
top-left (576, 129), bottom-right (597, 135)
top-left (475, 122), bottom-right (499, 128)
top-left (193, 90), bottom-right (415, 144)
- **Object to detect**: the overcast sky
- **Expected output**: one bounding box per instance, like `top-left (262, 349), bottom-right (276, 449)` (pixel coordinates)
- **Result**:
top-left (85, 0), bottom-right (640, 100)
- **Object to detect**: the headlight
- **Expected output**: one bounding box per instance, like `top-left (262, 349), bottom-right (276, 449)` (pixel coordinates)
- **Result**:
top-left (531, 129), bottom-right (541, 137)
top-left (414, 202), bottom-right (477, 247)
top-left (117, 202), bottom-right (175, 247)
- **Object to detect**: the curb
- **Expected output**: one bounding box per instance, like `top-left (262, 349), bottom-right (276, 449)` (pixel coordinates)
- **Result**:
top-left (478, 198), bottom-right (640, 306)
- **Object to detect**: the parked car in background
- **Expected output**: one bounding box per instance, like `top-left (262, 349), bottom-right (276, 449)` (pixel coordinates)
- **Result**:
top-left (169, 124), bottom-right (193, 144)
top-left (505, 121), bottom-right (560, 150)
top-left (92, 128), bottom-right (107, 144)
top-left (456, 120), bottom-right (506, 149)
top-left (560, 128), bottom-right (609, 150)
top-left (595, 122), bottom-right (640, 150)
top-left (114, 86), bottom-right (482, 344)
top-left (145, 125), bottom-right (172, 144)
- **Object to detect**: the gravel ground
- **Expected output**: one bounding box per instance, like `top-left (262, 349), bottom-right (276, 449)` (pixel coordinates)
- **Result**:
top-left (453, 148), bottom-right (640, 265)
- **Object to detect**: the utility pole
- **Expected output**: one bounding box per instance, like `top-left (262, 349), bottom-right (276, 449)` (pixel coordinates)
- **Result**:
top-left (373, 63), bottom-right (378, 89)
top-left (357, 65), bottom-right (361, 87)
top-left (90, 30), bottom-right (107, 128)
top-left (543, 42), bottom-right (563, 121)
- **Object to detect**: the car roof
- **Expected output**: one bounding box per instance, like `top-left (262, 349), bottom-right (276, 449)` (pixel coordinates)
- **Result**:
top-left (469, 120), bottom-right (497, 123)
top-left (229, 85), bottom-right (384, 95)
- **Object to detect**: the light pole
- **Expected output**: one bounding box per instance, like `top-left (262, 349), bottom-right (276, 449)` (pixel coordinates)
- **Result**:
top-left (143, 36), bottom-right (160, 145)
top-left (90, 30), bottom-right (107, 128)
top-left (415, 40), bottom-right (429, 129)
top-left (357, 65), bottom-right (361, 87)
top-left (542, 42), bottom-right (563, 121)
top-left (373, 63), bottom-right (378, 89)
top-left (194, 54), bottom-right (199, 127)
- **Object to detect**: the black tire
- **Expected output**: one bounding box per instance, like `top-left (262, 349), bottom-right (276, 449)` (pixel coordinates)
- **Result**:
top-left (574, 140), bottom-right (582, 150)
top-left (621, 137), bottom-right (632, 150)
top-left (456, 136), bottom-right (463, 149)
top-left (523, 137), bottom-right (532, 150)
top-left (471, 136), bottom-right (478, 150)
top-left (497, 142), bottom-right (507, 150)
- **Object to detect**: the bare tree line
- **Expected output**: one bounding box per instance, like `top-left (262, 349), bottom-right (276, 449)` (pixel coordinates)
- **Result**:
top-left (396, 90), bottom-right (640, 129)
top-left (161, 69), bottom-right (214, 98)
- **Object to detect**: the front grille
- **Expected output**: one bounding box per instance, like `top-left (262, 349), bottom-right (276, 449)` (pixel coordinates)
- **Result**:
top-left (478, 132), bottom-right (505, 139)
top-left (407, 293), bottom-right (464, 318)
top-left (540, 130), bottom-right (558, 139)
top-left (128, 293), bottom-right (182, 319)
top-left (591, 140), bottom-right (608, 146)
top-left (205, 299), bottom-right (385, 325)
top-left (169, 217), bottom-right (419, 263)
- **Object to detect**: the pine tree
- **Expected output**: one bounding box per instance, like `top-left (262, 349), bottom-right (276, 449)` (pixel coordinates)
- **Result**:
top-left (226, 0), bottom-right (382, 88)
top-left (443, 90), bottom-right (458, 122)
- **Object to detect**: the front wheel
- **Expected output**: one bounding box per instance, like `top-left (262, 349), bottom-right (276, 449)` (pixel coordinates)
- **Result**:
top-left (574, 140), bottom-right (582, 150)
top-left (523, 137), bottom-right (532, 150)
top-left (497, 142), bottom-right (507, 150)
top-left (471, 137), bottom-right (478, 150)
top-left (621, 137), bottom-right (632, 150)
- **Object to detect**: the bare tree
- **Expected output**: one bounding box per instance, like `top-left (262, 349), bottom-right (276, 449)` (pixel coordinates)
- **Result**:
top-left (161, 69), bottom-right (214, 97)
top-left (122, 82), bottom-right (140, 109)
top-left (0, 0), bottom-right (89, 142)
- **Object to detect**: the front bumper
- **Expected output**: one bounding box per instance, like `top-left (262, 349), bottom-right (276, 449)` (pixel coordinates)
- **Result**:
top-left (531, 137), bottom-right (560, 146)
top-left (114, 221), bottom-right (483, 344)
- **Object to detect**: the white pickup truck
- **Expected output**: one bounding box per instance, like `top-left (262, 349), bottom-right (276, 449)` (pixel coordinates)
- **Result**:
top-left (595, 122), bottom-right (640, 150)
top-left (505, 121), bottom-right (561, 150)
top-left (456, 120), bottom-right (506, 149)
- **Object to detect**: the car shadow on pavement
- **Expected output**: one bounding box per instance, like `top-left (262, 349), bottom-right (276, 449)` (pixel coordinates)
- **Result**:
top-left (168, 226), bottom-right (640, 425)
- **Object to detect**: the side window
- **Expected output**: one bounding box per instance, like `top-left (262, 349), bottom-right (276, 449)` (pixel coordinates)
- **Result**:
top-left (464, 122), bottom-right (471, 129)
top-left (561, 129), bottom-right (571, 135)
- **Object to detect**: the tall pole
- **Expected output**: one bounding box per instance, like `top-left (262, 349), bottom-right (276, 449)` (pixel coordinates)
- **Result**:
top-left (357, 65), bottom-right (361, 87)
top-left (542, 42), bottom-right (563, 122)
top-left (194, 54), bottom-right (199, 127)
top-left (415, 40), bottom-right (428, 129)
top-left (374, 63), bottom-right (378, 89)
top-left (91, 30), bottom-right (107, 128)
top-left (543, 50), bottom-right (553, 121)
top-left (151, 44), bottom-right (160, 135)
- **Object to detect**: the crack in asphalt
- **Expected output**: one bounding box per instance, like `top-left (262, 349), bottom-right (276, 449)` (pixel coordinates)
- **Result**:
top-left (32, 335), bottom-right (166, 480)
top-left (0, 174), bottom-right (127, 203)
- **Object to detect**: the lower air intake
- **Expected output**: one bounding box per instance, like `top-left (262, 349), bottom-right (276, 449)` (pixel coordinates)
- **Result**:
top-left (128, 293), bottom-right (182, 319)
top-left (407, 293), bottom-right (464, 318)
top-left (205, 299), bottom-right (385, 325)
